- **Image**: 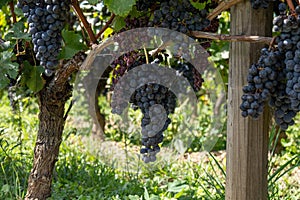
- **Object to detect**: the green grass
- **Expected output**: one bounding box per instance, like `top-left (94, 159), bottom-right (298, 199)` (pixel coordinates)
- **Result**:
top-left (0, 94), bottom-right (299, 199)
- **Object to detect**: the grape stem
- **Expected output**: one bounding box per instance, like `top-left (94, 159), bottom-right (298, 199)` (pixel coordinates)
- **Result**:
top-left (286, 0), bottom-right (295, 12)
top-left (95, 13), bottom-right (116, 40)
top-left (207, 0), bottom-right (242, 20)
top-left (71, 0), bottom-right (97, 45)
top-left (191, 31), bottom-right (273, 44)
top-left (9, 1), bottom-right (17, 23)
top-left (269, 37), bottom-right (277, 50)
top-left (143, 46), bottom-right (149, 64)
top-left (79, 23), bottom-right (91, 46)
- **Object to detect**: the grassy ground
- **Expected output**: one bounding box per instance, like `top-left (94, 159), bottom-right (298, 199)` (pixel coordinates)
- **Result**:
top-left (0, 94), bottom-right (299, 199)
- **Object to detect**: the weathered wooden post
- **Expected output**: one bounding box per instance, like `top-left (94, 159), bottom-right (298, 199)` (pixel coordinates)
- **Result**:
top-left (226, 1), bottom-right (273, 199)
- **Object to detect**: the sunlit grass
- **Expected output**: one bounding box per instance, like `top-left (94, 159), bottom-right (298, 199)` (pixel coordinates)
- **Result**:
top-left (0, 94), bottom-right (299, 199)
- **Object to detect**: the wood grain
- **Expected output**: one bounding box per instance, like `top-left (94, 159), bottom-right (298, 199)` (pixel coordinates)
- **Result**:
top-left (225, 1), bottom-right (273, 199)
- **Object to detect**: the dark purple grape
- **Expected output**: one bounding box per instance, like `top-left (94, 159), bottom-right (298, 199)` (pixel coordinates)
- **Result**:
top-left (19, 0), bottom-right (70, 75)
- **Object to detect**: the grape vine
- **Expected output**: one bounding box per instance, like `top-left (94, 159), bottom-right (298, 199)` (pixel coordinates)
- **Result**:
top-left (16, 0), bottom-right (217, 162)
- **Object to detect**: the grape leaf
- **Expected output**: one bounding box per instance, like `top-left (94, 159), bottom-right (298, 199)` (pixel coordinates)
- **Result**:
top-left (190, 0), bottom-right (209, 11)
top-left (104, 0), bottom-right (136, 17)
top-left (59, 30), bottom-right (87, 60)
top-left (4, 22), bottom-right (31, 40)
top-left (0, 0), bottom-right (10, 8)
top-left (22, 62), bottom-right (45, 92)
top-left (112, 16), bottom-right (126, 32)
top-left (0, 51), bottom-right (19, 90)
top-left (128, 6), bottom-right (141, 18)
top-left (0, 76), bottom-right (10, 90)
top-left (0, 52), bottom-right (18, 78)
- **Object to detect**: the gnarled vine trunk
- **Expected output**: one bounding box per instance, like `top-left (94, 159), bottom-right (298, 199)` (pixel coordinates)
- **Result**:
top-left (25, 53), bottom-right (85, 200)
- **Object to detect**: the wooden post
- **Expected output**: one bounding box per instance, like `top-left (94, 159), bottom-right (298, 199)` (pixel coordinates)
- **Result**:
top-left (226, 1), bottom-right (273, 200)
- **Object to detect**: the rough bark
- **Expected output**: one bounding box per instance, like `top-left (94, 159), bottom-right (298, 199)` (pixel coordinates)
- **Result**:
top-left (25, 53), bottom-right (85, 200)
top-left (225, 1), bottom-right (273, 200)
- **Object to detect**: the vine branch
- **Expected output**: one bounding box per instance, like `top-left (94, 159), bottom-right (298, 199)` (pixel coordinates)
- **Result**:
top-left (71, 0), bottom-right (97, 45)
top-left (191, 31), bottom-right (273, 44)
top-left (53, 51), bottom-right (86, 87)
top-left (95, 13), bottom-right (116, 40)
top-left (286, 0), bottom-right (295, 12)
top-left (9, 1), bottom-right (17, 23)
top-left (207, 0), bottom-right (242, 20)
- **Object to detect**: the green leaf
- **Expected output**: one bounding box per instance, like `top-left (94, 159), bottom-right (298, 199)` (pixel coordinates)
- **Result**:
top-left (4, 22), bottom-right (31, 40)
top-left (167, 181), bottom-right (188, 193)
top-left (0, 0), bottom-right (10, 8)
top-left (0, 41), bottom-right (13, 51)
top-left (0, 75), bottom-right (10, 90)
top-left (102, 27), bottom-right (114, 39)
top-left (59, 30), bottom-right (87, 60)
top-left (128, 195), bottom-right (140, 200)
top-left (1, 184), bottom-right (10, 193)
top-left (112, 16), bottom-right (126, 32)
top-left (104, 0), bottom-right (136, 17)
top-left (111, 6), bottom-right (142, 32)
top-left (87, 0), bottom-right (98, 4)
top-left (189, 0), bottom-right (209, 11)
top-left (143, 187), bottom-right (150, 200)
top-left (0, 51), bottom-right (19, 90)
top-left (22, 62), bottom-right (45, 92)
top-left (128, 6), bottom-right (142, 18)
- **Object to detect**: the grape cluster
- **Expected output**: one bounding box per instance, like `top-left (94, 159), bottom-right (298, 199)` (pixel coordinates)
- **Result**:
top-left (135, 0), bottom-right (218, 35)
top-left (135, 0), bottom-right (158, 11)
top-left (130, 84), bottom-right (176, 163)
top-left (150, 1), bottom-right (210, 33)
top-left (110, 50), bottom-right (203, 162)
top-left (240, 49), bottom-right (282, 119)
top-left (241, 3), bottom-right (300, 130)
top-left (110, 51), bottom-right (146, 89)
top-left (110, 0), bottom-right (213, 162)
top-left (111, 51), bottom-right (203, 94)
top-left (17, 0), bottom-right (70, 76)
top-left (250, 0), bottom-right (270, 9)
top-left (172, 60), bottom-right (204, 92)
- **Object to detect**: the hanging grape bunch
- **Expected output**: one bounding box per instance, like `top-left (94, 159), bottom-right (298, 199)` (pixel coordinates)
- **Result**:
top-left (124, 0), bottom-right (218, 46)
top-left (110, 49), bottom-right (204, 163)
top-left (250, 0), bottom-right (270, 9)
top-left (130, 84), bottom-right (176, 163)
top-left (17, 0), bottom-right (71, 76)
top-left (108, 0), bottom-right (214, 163)
top-left (241, 2), bottom-right (300, 130)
